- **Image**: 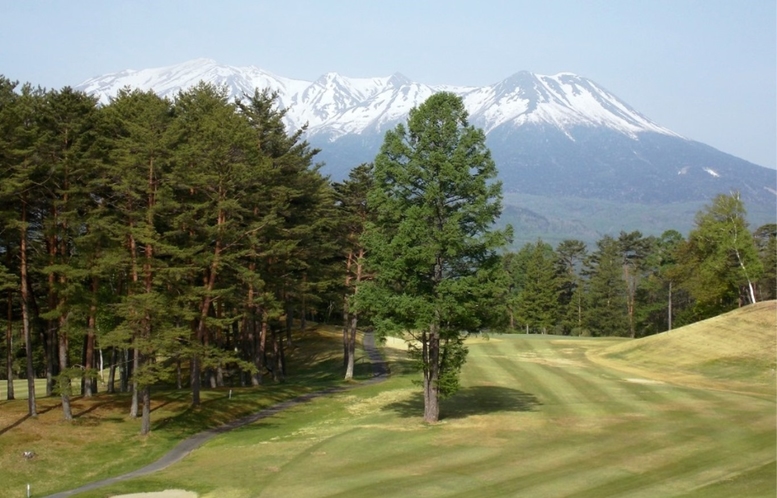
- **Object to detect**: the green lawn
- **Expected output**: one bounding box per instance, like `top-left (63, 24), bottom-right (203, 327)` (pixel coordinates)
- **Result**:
top-left (0, 327), bottom-right (374, 498)
top-left (68, 322), bottom-right (775, 497)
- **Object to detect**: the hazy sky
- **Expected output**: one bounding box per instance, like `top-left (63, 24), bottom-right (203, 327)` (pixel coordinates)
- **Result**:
top-left (2, 0), bottom-right (775, 169)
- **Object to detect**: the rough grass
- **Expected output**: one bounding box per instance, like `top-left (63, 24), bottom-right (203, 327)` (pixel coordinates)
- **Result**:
top-left (69, 307), bottom-right (775, 498)
top-left (591, 300), bottom-right (777, 394)
top-left (0, 326), bottom-right (370, 498)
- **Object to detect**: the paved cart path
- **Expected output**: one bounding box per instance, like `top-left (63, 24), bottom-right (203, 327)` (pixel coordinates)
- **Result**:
top-left (46, 333), bottom-right (387, 498)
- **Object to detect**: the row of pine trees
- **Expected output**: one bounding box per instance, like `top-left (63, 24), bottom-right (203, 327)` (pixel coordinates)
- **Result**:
top-left (0, 78), bottom-right (363, 433)
top-left (1, 77), bottom-right (774, 431)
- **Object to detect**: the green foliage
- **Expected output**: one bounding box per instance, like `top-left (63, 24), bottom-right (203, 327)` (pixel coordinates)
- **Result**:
top-left (675, 193), bottom-right (763, 319)
top-left (361, 92), bottom-right (509, 419)
top-left (753, 223), bottom-right (776, 301)
top-left (515, 240), bottom-right (559, 333)
top-left (584, 235), bottom-right (629, 336)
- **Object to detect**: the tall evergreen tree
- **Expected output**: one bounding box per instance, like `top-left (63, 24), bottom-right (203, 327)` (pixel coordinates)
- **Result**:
top-left (515, 240), bottom-right (559, 334)
top-left (169, 83), bottom-right (256, 406)
top-left (617, 231), bottom-right (652, 338)
top-left (99, 88), bottom-right (176, 433)
top-left (584, 235), bottom-right (629, 336)
top-left (333, 163), bottom-right (373, 379)
top-left (34, 87), bottom-right (99, 420)
top-left (361, 92), bottom-right (509, 422)
top-left (556, 239), bottom-right (587, 334)
top-left (0, 81), bottom-right (45, 414)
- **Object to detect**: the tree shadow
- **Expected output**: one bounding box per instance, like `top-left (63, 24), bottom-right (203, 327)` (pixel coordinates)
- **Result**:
top-left (383, 385), bottom-right (541, 420)
top-left (0, 402), bottom-right (61, 436)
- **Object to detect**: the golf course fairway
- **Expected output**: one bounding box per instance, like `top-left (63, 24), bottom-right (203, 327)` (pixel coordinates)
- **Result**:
top-left (32, 302), bottom-right (777, 497)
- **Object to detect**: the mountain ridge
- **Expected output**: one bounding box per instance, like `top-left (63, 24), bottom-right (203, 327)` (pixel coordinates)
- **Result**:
top-left (76, 59), bottom-right (776, 245)
top-left (77, 58), bottom-right (677, 143)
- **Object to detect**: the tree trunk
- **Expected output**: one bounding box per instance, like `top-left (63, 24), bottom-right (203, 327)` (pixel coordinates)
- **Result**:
top-left (140, 385), bottom-right (151, 435)
top-left (58, 314), bottom-right (72, 421)
top-left (191, 354), bottom-right (201, 406)
top-left (6, 291), bottom-right (14, 400)
top-left (21, 202), bottom-right (36, 415)
top-left (423, 325), bottom-right (440, 423)
top-left (342, 305), bottom-right (349, 368)
top-left (254, 313), bottom-right (268, 385)
top-left (344, 312), bottom-right (358, 380)
top-left (120, 348), bottom-right (129, 393)
top-left (344, 248), bottom-right (364, 381)
top-left (285, 304), bottom-right (293, 347)
top-left (344, 251), bottom-right (353, 368)
top-left (107, 347), bottom-right (117, 394)
top-left (84, 285), bottom-right (97, 396)
top-left (130, 346), bottom-right (139, 418)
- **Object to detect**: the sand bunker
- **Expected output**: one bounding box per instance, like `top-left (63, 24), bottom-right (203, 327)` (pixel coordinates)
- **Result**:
top-left (625, 378), bottom-right (664, 385)
top-left (111, 491), bottom-right (197, 498)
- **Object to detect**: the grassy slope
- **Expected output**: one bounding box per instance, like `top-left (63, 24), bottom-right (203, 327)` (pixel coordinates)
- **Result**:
top-left (72, 307), bottom-right (776, 498)
top-left (590, 300), bottom-right (776, 394)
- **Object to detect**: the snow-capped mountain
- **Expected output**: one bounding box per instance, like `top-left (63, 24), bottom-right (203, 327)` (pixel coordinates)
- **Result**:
top-left (77, 59), bottom-right (674, 142)
top-left (77, 59), bottom-right (775, 218)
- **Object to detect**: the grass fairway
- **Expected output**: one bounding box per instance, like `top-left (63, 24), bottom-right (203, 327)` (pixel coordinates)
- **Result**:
top-left (65, 302), bottom-right (776, 498)
top-left (0, 327), bottom-right (373, 498)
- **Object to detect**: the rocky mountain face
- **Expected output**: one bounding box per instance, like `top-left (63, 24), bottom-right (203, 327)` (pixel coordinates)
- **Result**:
top-left (77, 59), bottom-right (776, 244)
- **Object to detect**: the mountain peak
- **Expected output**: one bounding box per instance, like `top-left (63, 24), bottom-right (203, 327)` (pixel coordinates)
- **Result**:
top-left (76, 59), bottom-right (677, 140)
top-left (387, 72), bottom-right (412, 87)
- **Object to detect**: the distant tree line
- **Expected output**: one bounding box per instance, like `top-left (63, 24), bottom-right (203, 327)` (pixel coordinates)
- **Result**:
top-left (499, 194), bottom-right (774, 337)
top-left (1, 76), bottom-right (774, 429)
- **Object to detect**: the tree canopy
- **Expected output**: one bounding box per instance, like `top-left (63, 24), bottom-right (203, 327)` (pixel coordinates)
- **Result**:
top-left (360, 92), bottom-right (509, 423)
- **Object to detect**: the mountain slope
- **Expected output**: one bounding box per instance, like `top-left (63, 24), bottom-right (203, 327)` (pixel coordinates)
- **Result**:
top-left (76, 59), bottom-right (776, 242)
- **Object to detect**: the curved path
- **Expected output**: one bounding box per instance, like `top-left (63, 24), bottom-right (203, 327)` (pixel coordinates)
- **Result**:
top-left (46, 332), bottom-right (387, 498)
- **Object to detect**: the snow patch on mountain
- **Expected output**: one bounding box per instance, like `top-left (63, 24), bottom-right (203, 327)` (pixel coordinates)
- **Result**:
top-left (77, 59), bottom-right (682, 142)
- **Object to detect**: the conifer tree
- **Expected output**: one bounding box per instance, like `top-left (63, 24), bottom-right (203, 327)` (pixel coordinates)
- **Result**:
top-left (33, 87), bottom-right (99, 420)
top-left (515, 240), bottom-right (559, 334)
top-left (99, 88), bottom-right (177, 432)
top-left (556, 239), bottom-right (587, 334)
top-left (584, 235), bottom-right (629, 336)
top-left (617, 231), bottom-right (652, 338)
top-left (169, 83), bottom-right (256, 406)
top-left (361, 92), bottom-right (509, 422)
top-left (0, 81), bottom-right (47, 414)
top-left (334, 163), bottom-right (373, 379)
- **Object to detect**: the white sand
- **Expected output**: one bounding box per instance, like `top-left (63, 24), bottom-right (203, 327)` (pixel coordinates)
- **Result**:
top-left (111, 491), bottom-right (197, 498)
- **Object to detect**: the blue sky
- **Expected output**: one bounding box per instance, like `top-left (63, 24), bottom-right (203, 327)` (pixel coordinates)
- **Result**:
top-left (1, 0), bottom-right (775, 169)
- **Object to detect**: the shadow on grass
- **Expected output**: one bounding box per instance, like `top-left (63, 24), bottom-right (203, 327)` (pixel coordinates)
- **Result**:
top-left (383, 385), bottom-right (541, 420)
top-left (0, 401), bottom-right (62, 436)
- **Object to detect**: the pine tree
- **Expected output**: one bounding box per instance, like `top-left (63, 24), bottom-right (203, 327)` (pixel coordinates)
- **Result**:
top-left (98, 88), bottom-right (177, 433)
top-left (169, 82), bottom-right (256, 406)
top-left (0, 82), bottom-right (51, 414)
top-left (33, 86), bottom-right (99, 420)
top-left (361, 92), bottom-right (509, 422)
top-left (617, 231), bottom-right (652, 338)
top-left (556, 239), bottom-right (587, 335)
top-left (333, 163), bottom-right (373, 379)
top-left (584, 235), bottom-right (629, 336)
top-left (515, 240), bottom-right (559, 334)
